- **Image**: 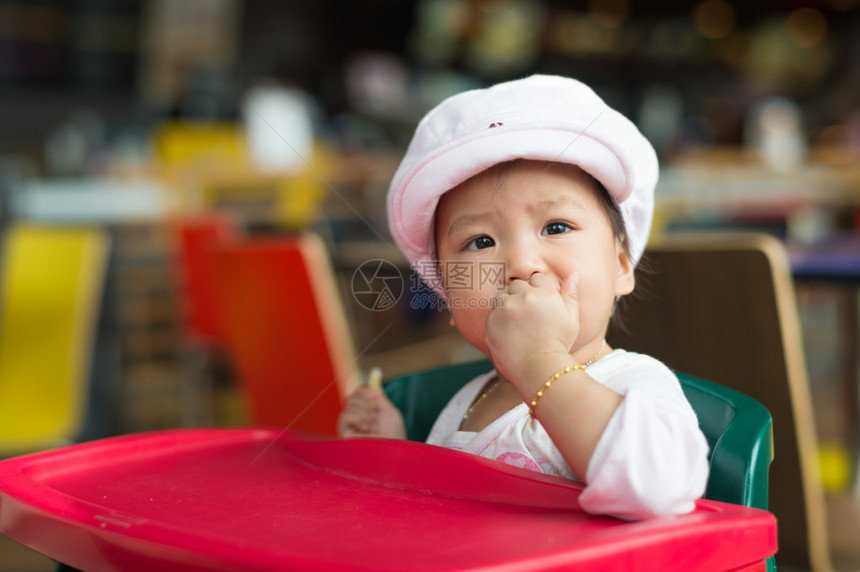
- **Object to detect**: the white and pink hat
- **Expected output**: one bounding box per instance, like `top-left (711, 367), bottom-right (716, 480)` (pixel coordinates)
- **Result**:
top-left (387, 74), bottom-right (658, 292)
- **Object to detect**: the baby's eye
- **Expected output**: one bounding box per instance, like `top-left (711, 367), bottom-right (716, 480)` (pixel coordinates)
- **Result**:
top-left (464, 235), bottom-right (495, 250)
top-left (542, 222), bottom-right (572, 236)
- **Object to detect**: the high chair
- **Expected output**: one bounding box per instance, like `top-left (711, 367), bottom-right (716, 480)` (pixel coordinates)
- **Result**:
top-left (0, 229), bottom-right (782, 572)
top-left (383, 361), bottom-right (773, 511)
top-left (608, 231), bottom-right (829, 571)
top-left (0, 224), bottom-right (110, 456)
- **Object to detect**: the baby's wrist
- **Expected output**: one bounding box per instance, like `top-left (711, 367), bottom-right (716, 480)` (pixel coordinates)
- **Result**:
top-left (504, 351), bottom-right (580, 399)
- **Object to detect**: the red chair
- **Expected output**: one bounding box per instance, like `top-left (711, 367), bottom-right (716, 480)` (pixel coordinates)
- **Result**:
top-left (174, 213), bottom-right (243, 347)
top-left (171, 214), bottom-right (244, 426)
top-left (210, 234), bottom-right (358, 435)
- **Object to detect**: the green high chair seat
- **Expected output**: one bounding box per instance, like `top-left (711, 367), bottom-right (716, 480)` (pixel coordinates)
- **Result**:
top-left (384, 360), bottom-right (773, 511)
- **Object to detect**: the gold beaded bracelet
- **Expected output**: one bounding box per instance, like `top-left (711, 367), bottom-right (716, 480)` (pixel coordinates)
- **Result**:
top-left (528, 364), bottom-right (586, 419)
top-left (527, 340), bottom-right (606, 420)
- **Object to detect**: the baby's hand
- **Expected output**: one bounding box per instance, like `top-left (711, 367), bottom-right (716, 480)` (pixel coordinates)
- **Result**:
top-left (338, 385), bottom-right (407, 439)
top-left (485, 272), bottom-right (580, 380)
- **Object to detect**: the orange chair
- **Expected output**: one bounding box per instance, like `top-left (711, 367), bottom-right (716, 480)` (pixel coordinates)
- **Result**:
top-left (210, 234), bottom-right (359, 435)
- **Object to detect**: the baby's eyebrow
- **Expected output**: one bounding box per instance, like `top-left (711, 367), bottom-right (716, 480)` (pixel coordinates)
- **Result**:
top-left (529, 197), bottom-right (587, 212)
top-left (446, 196), bottom-right (586, 236)
top-left (447, 212), bottom-right (492, 237)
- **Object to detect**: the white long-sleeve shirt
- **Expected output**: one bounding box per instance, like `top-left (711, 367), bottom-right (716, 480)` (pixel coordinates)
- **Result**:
top-left (425, 349), bottom-right (710, 520)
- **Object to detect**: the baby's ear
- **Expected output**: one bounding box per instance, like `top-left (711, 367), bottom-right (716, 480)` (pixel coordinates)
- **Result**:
top-left (614, 241), bottom-right (635, 296)
top-left (449, 315), bottom-right (456, 327)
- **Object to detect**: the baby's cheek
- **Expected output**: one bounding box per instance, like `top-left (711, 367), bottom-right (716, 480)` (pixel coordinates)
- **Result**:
top-left (447, 300), bottom-right (494, 354)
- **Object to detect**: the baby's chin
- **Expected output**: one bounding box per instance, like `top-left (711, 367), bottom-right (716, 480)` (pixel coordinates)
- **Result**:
top-left (470, 338), bottom-right (493, 358)
top-left (449, 318), bottom-right (492, 356)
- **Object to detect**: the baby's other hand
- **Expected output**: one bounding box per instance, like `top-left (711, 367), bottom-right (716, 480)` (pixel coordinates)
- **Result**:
top-left (338, 385), bottom-right (407, 439)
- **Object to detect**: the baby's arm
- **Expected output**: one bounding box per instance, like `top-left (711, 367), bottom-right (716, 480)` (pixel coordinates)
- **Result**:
top-left (338, 375), bottom-right (406, 439)
top-left (515, 360), bottom-right (709, 519)
top-left (486, 273), bottom-right (707, 517)
top-left (576, 367), bottom-right (709, 518)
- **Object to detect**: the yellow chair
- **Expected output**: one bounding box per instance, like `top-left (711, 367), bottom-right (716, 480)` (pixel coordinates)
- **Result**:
top-left (0, 225), bottom-right (110, 455)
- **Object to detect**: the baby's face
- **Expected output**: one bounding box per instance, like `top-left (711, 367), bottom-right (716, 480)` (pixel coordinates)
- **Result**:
top-left (434, 160), bottom-right (634, 356)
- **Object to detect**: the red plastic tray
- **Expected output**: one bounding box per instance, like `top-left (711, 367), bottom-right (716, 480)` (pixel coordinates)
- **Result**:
top-left (0, 429), bottom-right (776, 571)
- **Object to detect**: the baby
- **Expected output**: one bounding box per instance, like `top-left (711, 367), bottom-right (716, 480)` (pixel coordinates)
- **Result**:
top-left (338, 75), bottom-right (709, 520)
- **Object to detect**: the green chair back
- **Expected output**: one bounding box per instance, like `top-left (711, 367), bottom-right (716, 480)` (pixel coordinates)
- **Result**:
top-left (384, 360), bottom-right (773, 510)
top-left (676, 371), bottom-right (772, 510)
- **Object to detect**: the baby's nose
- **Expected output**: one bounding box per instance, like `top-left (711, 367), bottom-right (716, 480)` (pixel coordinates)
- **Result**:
top-left (505, 245), bottom-right (546, 282)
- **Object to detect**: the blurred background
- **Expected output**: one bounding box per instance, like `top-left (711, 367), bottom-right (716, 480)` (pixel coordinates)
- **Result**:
top-left (0, 0), bottom-right (858, 570)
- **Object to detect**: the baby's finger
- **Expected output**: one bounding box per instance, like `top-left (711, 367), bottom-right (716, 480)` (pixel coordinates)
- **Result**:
top-left (528, 272), bottom-right (556, 290)
top-left (342, 388), bottom-right (379, 416)
top-left (338, 412), bottom-right (363, 437)
top-left (506, 278), bottom-right (530, 295)
top-left (350, 385), bottom-right (380, 405)
top-left (339, 407), bottom-right (377, 436)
